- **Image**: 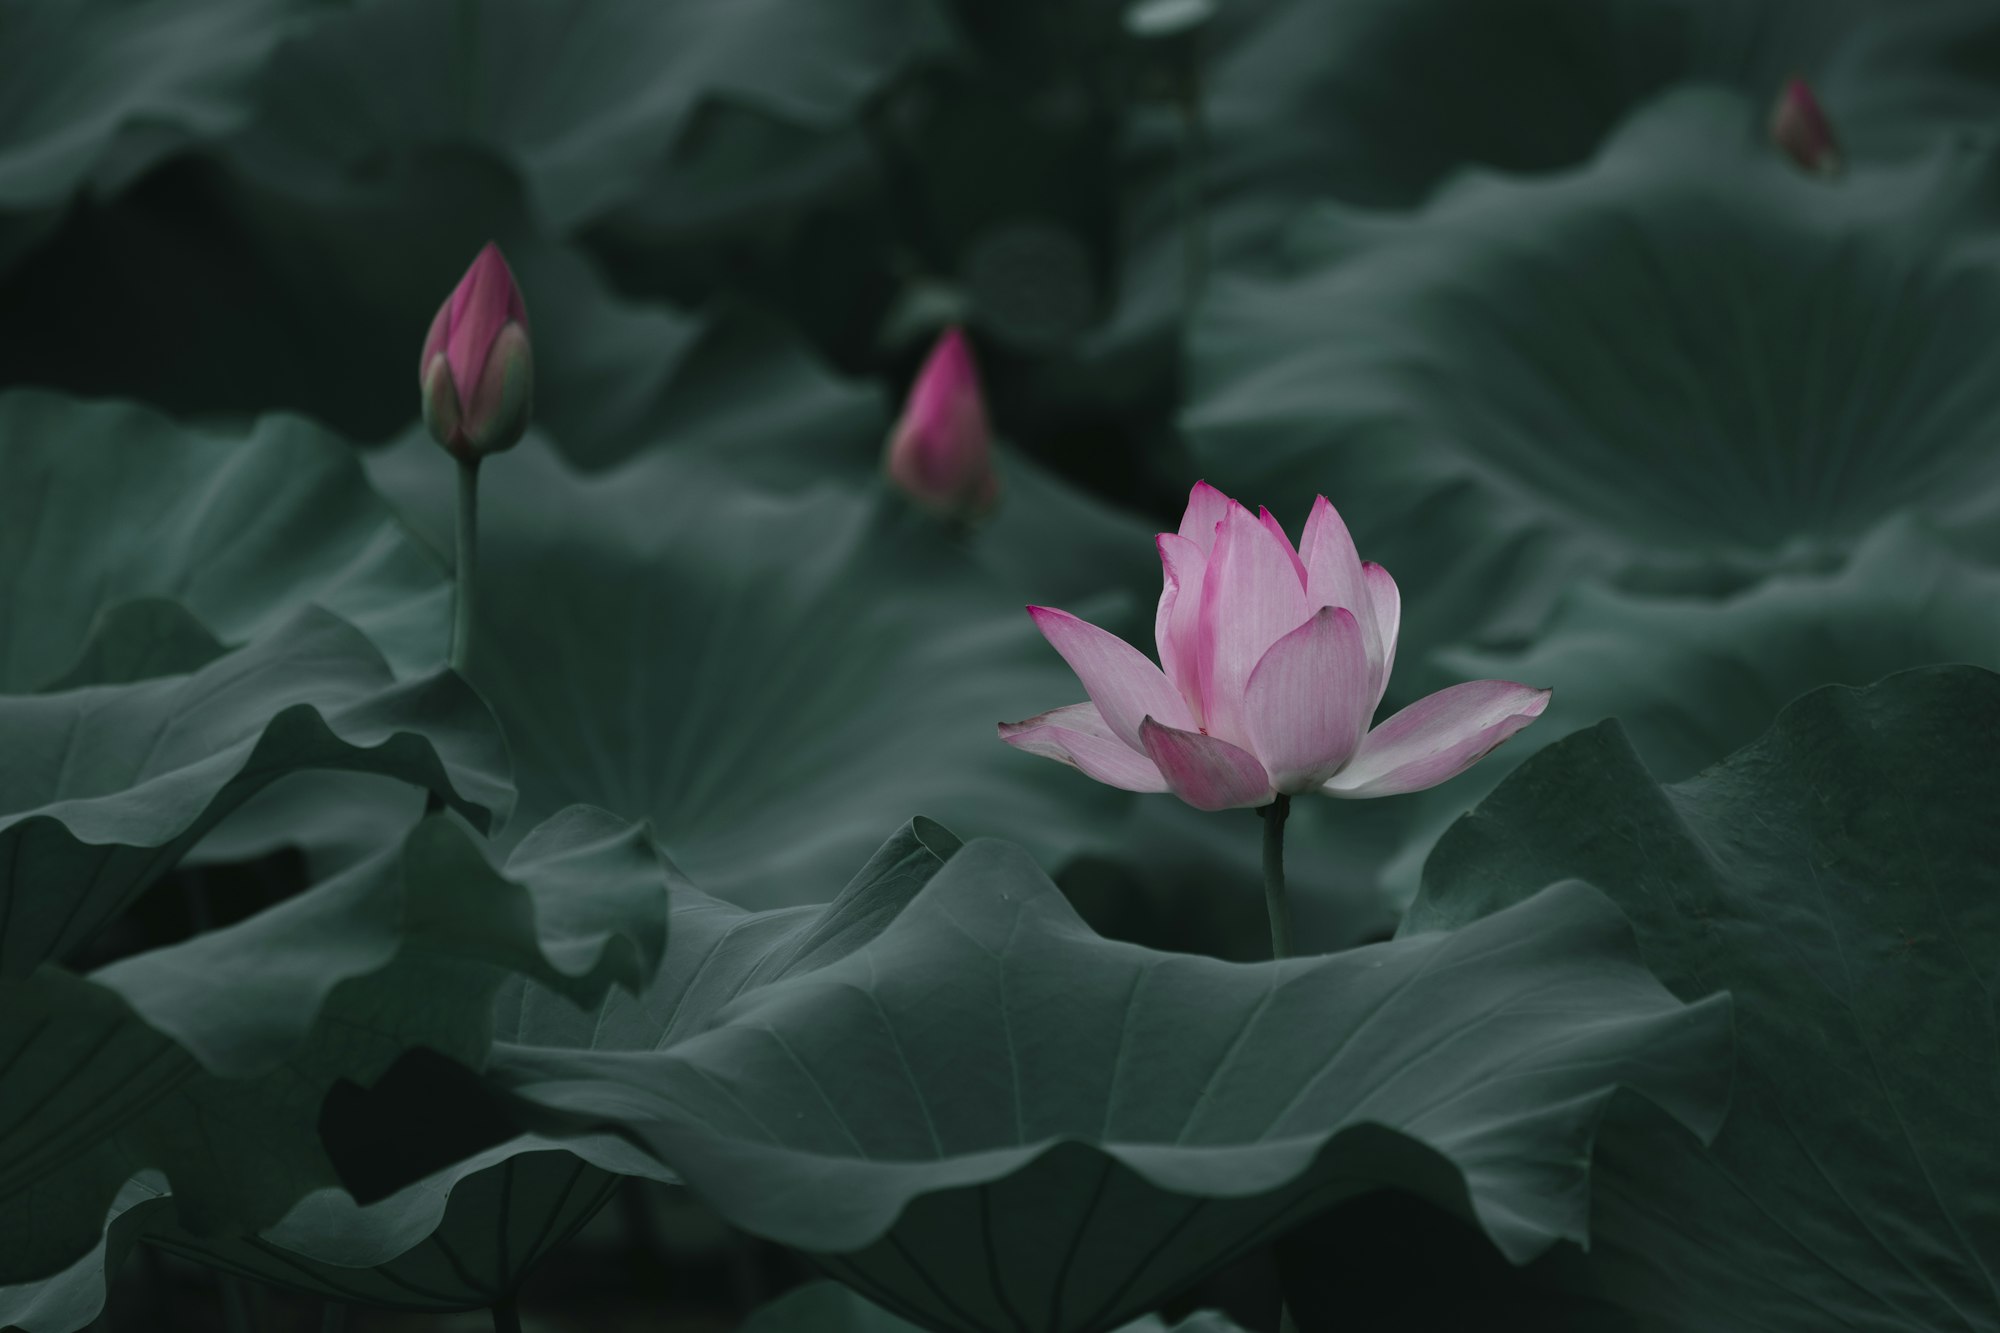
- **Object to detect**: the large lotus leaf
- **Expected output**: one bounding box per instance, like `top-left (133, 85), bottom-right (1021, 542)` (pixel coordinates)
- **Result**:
top-left (741, 1282), bottom-right (1249, 1333)
top-left (0, 806), bottom-right (667, 1292)
top-left (231, 0), bottom-right (950, 234)
top-left (0, 822), bottom-right (950, 1328)
top-left (75, 819), bottom-right (959, 1325)
top-left (0, 390), bottom-right (454, 687)
top-left (315, 820), bottom-right (968, 1205)
top-left (0, 0), bottom-right (329, 215)
top-left (490, 816), bottom-right (963, 1063)
top-left (339, 839), bottom-right (1730, 1333)
top-left (1185, 88), bottom-right (2000, 666)
top-left (359, 426), bottom-right (1130, 909)
top-left (0, 1151), bottom-right (613, 1332)
top-left (0, 1174), bottom-right (166, 1333)
top-left (1092, 0), bottom-right (1870, 398)
top-left (1171, 0), bottom-right (2000, 218)
top-left (0, 607), bottom-right (510, 976)
top-left (1114, 0), bottom-right (2000, 357)
top-left (136, 1146), bottom-right (620, 1318)
top-left (1367, 518), bottom-right (2000, 903)
top-left (1405, 665), bottom-right (2000, 1331)
top-left (0, 820), bottom-right (952, 1330)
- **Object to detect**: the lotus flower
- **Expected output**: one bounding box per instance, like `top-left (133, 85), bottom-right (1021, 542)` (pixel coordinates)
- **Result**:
top-left (1769, 77), bottom-right (1842, 177)
top-left (885, 327), bottom-right (1000, 520)
top-left (1000, 483), bottom-right (1550, 811)
top-left (420, 242), bottom-right (534, 460)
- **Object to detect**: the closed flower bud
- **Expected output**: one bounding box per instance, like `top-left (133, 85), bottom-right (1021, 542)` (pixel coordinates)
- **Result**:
top-left (1770, 77), bottom-right (1842, 177)
top-left (885, 327), bottom-right (1000, 522)
top-left (419, 243), bottom-right (533, 460)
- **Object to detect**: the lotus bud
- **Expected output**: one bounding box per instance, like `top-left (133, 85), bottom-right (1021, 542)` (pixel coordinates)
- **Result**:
top-left (885, 327), bottom-right (1000, 522)
top-left (419, 243), bottom-right (533, 460)
top-left (1770, 77), bottom-right (1842, 177)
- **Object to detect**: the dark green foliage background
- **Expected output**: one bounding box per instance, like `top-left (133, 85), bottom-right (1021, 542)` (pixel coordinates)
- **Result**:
top-left (2, 0), bottom-right (1998, 1330)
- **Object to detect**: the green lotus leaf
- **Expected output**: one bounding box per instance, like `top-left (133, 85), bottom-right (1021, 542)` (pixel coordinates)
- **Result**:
top-left (234, 0), bottom-right (951, 234)
top-left (491, 815), bottom-right (963, 1061)
top-left (0, 607), bottom-right (510, 976)
top-left (362, 427), bottom-right (1128, 910)
top-left (1405, 664), bottom-right (2000, 1331)
top-left (741, 1281), bottom-right (1249, 1333)
top-left (0, 805), bottom-right (668, 1294)
top-left (1369, 518), bottom-right (2000, 903)
top-left (0, 1151), bottom-right (612, 1332)
top-left (1185, 88), bottom-right (2000, 667)
top-left (339, 839), bottom-right (1729, 1333)
top-left (1175, 0), bottom-right (1999, 217)
top-left (108, 818), bottom-right (960, 1323)
top-left (0, 1174), bottom-right (166, 1333)
top-left (0, 390), bottom-right (454, 688)
top-left (0, 0), bottom-right (321, 216)
top-left (138, 1146), bottom-right (619, 1319)
top-left (0, 819), bottom-right (953, 1331)
top-left (37, 600), bottom-right (230, 692)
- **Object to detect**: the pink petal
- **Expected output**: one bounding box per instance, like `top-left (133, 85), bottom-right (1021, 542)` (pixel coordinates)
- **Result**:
top-left (1178, 481), bottom-right (1235, 555)
top-left (1299, 496), bottom-right (1378, 667)
top-left (1361, 561), bottom-right (1401, 705)
top-left (444, 243), bottom-right (527, 404)
top-left (418, 300), bottom-right (452, 390)
top-left (1139, 717), bottom-right (1273, 811)
top-left (1244, 607), bottom-right (1372, 793)
top-left (1770, 77), bottom-right (1842, 176)
top-left (1323, 680), bottom-right (1552, 799)
top-left (461, 321), bottom-right (534, 454)
top-left (1197, 504), bottom-right (1308, 745)
top-left (886, 328), bottom-right (995, 516)
top-left (1027, 606), bottom-right (1194, 748)
top-left (999, 703), bottom-right (1167, 793)
top-left (1258, 506), bottom-right (1308, 588)
top-left (1154, 533), bottom-right (1209, 721)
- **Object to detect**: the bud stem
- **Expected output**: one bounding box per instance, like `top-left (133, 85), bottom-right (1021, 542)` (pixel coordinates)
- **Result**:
top-left (1261, 793), bottom-right (1292, 960)
top-left (452, 456), bottom-right (481, 675)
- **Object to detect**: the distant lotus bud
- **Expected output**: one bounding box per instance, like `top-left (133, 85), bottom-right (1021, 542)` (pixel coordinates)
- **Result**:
top-left (885, 327), bottom-right (1000, 522)
top-left (420, 243), bottom-right (533, 460)
top-left (1770, 77), bottom-right (1842, 177)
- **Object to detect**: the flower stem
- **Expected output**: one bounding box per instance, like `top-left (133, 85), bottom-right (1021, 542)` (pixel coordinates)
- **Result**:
top-left (491, 1296), bottom-right (523, 1333)
top-left (451, 456), bottom-right (480, 675)
top-left (1261, 794), bottom-right (1293, 960)
top-left (1262, 793), bottom-right (1300, 1333)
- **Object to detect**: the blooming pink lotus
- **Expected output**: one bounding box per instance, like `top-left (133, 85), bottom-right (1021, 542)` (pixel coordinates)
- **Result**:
top-left (1769, 77), bottom-right (1842, 177)
top-left (420, 242), bottom-right (534, 460)
top-left (885, 327), bottom-right (1000, 520)
top-left (1000, 483), bottom-right (1550, 811)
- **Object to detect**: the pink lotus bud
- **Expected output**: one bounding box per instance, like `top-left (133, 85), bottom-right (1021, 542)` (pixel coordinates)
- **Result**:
top-left (1770, 77), bottom-right (1842, 177)
top-left (885, 327), bottom-right (1000, 521)
top-left (419, 243), bottom-right (534, 460)
top-left (999, 483), bottom-right (1549, 811)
